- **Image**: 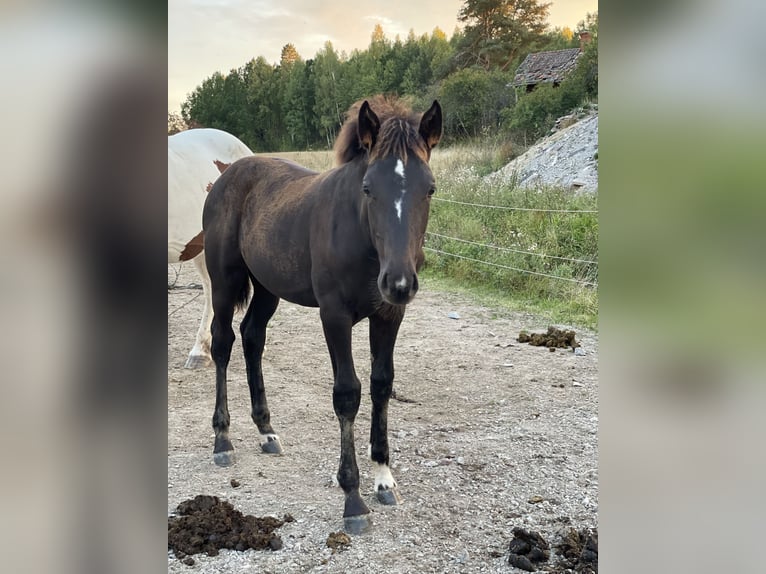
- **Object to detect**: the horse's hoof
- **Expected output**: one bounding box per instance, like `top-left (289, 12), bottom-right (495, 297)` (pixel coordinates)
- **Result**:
top-left (261, 435), bottom-right (283, 455)
top-left (213, 450), bottom-right (236, 467)
top-left (376, 486), bottom-right (403, 506)
top-left (184, 354), bottom-right (211, 369)
top-left (343, 514), bottom-right (373, 535)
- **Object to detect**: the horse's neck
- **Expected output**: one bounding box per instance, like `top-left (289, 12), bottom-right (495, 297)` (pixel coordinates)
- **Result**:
top-left (327, 158), bottom-right (372, 240)
top-left (339, 155), bottom-right (368, 179)
top-left (331, 156), bottom-right (367, 201)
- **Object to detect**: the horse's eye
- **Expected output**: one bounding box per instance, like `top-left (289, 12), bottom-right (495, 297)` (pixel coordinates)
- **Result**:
top-left (362, 184), bottom-right (371, 195)
top-left (428, 186), bottom-right (436, 196)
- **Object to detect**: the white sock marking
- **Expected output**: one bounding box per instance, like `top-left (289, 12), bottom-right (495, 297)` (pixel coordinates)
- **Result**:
top-left (395, 276), bottom-right (407, 289)
top-left (370, 445), bottom-right (397, 491)
top-left (373, 462), bottom-right (397, 491)
top-left (394, 199), bottom-right (402, 221)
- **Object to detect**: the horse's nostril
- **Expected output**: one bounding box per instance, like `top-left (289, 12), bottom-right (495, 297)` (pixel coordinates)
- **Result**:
top-left (393, 275), bottom-right (410, 292)
top-left (379, 270), bottom-right (418, 301)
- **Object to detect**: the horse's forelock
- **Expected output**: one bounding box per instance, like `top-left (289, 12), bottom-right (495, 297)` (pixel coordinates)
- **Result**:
top-left (369, 119), bottom-right (428, 165)
top-left (333, 96), bottom-right (424, 166)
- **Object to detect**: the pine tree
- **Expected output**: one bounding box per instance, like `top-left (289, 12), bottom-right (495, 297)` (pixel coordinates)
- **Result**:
top-left (456, 0), bottom-right (551, 70)
top-left (280, 43), bottom-right (301, 67)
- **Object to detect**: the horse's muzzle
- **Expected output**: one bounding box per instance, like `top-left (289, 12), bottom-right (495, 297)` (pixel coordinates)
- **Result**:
top-left (378, 270), bottom-right (419, 305)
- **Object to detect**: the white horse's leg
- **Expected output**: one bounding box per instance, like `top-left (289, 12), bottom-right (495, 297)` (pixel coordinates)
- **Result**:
top-left (184, 253), bottom-right (214, 368)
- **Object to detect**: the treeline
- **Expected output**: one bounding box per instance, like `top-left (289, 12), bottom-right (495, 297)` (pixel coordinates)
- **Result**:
top-left (179, 8), bottom-right (598, 152)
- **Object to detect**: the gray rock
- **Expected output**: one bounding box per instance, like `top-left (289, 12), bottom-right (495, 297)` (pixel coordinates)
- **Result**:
top-left (488, 114), bottom-right (599, 193)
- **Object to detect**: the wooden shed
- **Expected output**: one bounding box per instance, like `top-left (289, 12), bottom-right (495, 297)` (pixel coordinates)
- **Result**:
top-left (512, 31), bottom-right (593, 92)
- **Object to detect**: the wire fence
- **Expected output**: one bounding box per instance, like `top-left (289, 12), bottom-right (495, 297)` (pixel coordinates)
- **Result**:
top-left (426, 231), bottom-right (597, 265)
top-left (424, 247), bottom-right (597, 286)
top-left (431, 196), bottom-right (599, 214)
top-left (426, 195), bottom-right (598, 289)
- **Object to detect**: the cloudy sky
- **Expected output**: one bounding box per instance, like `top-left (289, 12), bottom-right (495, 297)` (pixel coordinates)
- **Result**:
top-left (168, 0), bottom-right (598, 112)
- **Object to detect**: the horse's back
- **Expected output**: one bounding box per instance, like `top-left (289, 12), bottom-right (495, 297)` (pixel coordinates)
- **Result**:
top-left (204, 155), bottom-right (319, 222)
top-left (168, 129), bottom-right (252, 263)
top-left (203, 155), bottom-right (325, 306)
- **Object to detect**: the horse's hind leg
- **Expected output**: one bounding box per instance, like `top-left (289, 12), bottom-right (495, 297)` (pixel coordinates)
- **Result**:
top-left (184, 253), bottom-right (213, 369)
top-left (240, 280), bottom-right (283, 454)
top-left (368, 311), bottom-right (405, 506)
top-left (209, 268), bottom-right (249, 467)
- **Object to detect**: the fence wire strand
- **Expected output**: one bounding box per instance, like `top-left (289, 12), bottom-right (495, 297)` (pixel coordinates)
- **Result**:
top-left (432, 196), bottom-right (598, 214)
top-left (426, 231), bottom-right (597, 265)
top-left (424, 247), bottom-right (598, 287)
top-left (168, 292), bottom-right (202, 318)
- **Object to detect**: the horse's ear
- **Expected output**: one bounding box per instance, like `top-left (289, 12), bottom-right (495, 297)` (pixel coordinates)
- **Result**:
top-left (419, 100), bottom-right (442, 150)
top-left (357, 101), bottom-right (381, 151)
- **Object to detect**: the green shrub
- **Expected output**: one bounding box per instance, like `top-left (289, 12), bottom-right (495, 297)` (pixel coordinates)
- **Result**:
top-left (438, 68), bottom-right (513, 140)
top-left (501, 83), bottom-right (561, 142)
top-left (502, 32), bottom-right (598, 144)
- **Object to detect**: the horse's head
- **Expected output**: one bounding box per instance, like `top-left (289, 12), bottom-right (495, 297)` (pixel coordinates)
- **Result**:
top-left (357, 100), bottom-right (442, 306)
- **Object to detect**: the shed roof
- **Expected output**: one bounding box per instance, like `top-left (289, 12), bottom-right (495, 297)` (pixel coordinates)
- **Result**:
top-left (512, 48), bottom-right (581, 87)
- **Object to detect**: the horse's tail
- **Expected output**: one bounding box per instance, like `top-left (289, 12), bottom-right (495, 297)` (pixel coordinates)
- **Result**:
top-left (233, 274), bottom-right (251, 312)
top-left (202, 157), bottom-right (258, 316)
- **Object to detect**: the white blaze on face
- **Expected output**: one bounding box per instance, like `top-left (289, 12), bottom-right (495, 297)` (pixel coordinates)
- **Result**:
top-left (394, 158), bottom-right (405, 179)
top-left (393, 158), bottom-right (407, 223)
top-left (395, 276), bottom-right (408, 289)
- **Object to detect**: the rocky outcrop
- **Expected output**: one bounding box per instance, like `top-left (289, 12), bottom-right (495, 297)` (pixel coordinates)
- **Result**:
top-left (488, 111), bottom-right (598, 193)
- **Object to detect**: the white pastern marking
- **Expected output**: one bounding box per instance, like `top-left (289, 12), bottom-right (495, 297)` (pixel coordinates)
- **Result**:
top-left (394, 199), bottom-right (402, 221)
top-left (373, 461), bottom-right (397, 491)
top-left (395, 276), bottom-right (408, 289)
top-left (394, 159), bottom-right (405, 179)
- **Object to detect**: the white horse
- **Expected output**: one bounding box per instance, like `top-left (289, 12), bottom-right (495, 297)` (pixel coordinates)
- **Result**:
top-left (168, 128), bottom-right (253, 368)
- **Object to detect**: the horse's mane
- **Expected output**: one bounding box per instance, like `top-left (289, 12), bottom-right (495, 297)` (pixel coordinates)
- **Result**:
top-left (334, 95), bottom-right (427, 166)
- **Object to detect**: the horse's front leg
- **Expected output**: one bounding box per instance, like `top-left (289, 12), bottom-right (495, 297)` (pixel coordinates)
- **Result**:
top-left (369, 309), bottom-right (405, 505)
top-left (320, 307), bottom-right (371, 534)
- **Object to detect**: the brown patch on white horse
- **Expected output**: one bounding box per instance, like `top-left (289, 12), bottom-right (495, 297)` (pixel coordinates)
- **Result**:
top-left (179, 230), bottom-right (204, 261)
top-left (214, 159), bottom-right (231, 174)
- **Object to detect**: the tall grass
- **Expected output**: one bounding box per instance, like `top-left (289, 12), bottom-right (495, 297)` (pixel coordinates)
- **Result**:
top-left (260, 144), bottom-right (598, 329)
top-left (428, 144), bottom-right (598, 328)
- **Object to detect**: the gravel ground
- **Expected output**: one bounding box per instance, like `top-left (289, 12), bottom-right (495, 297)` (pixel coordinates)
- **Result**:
top-left (168, 263), bottom-right (598, 573)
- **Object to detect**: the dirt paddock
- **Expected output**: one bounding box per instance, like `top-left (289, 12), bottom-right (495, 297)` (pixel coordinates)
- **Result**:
top-left (168, 263), bottom-right (598, 573)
